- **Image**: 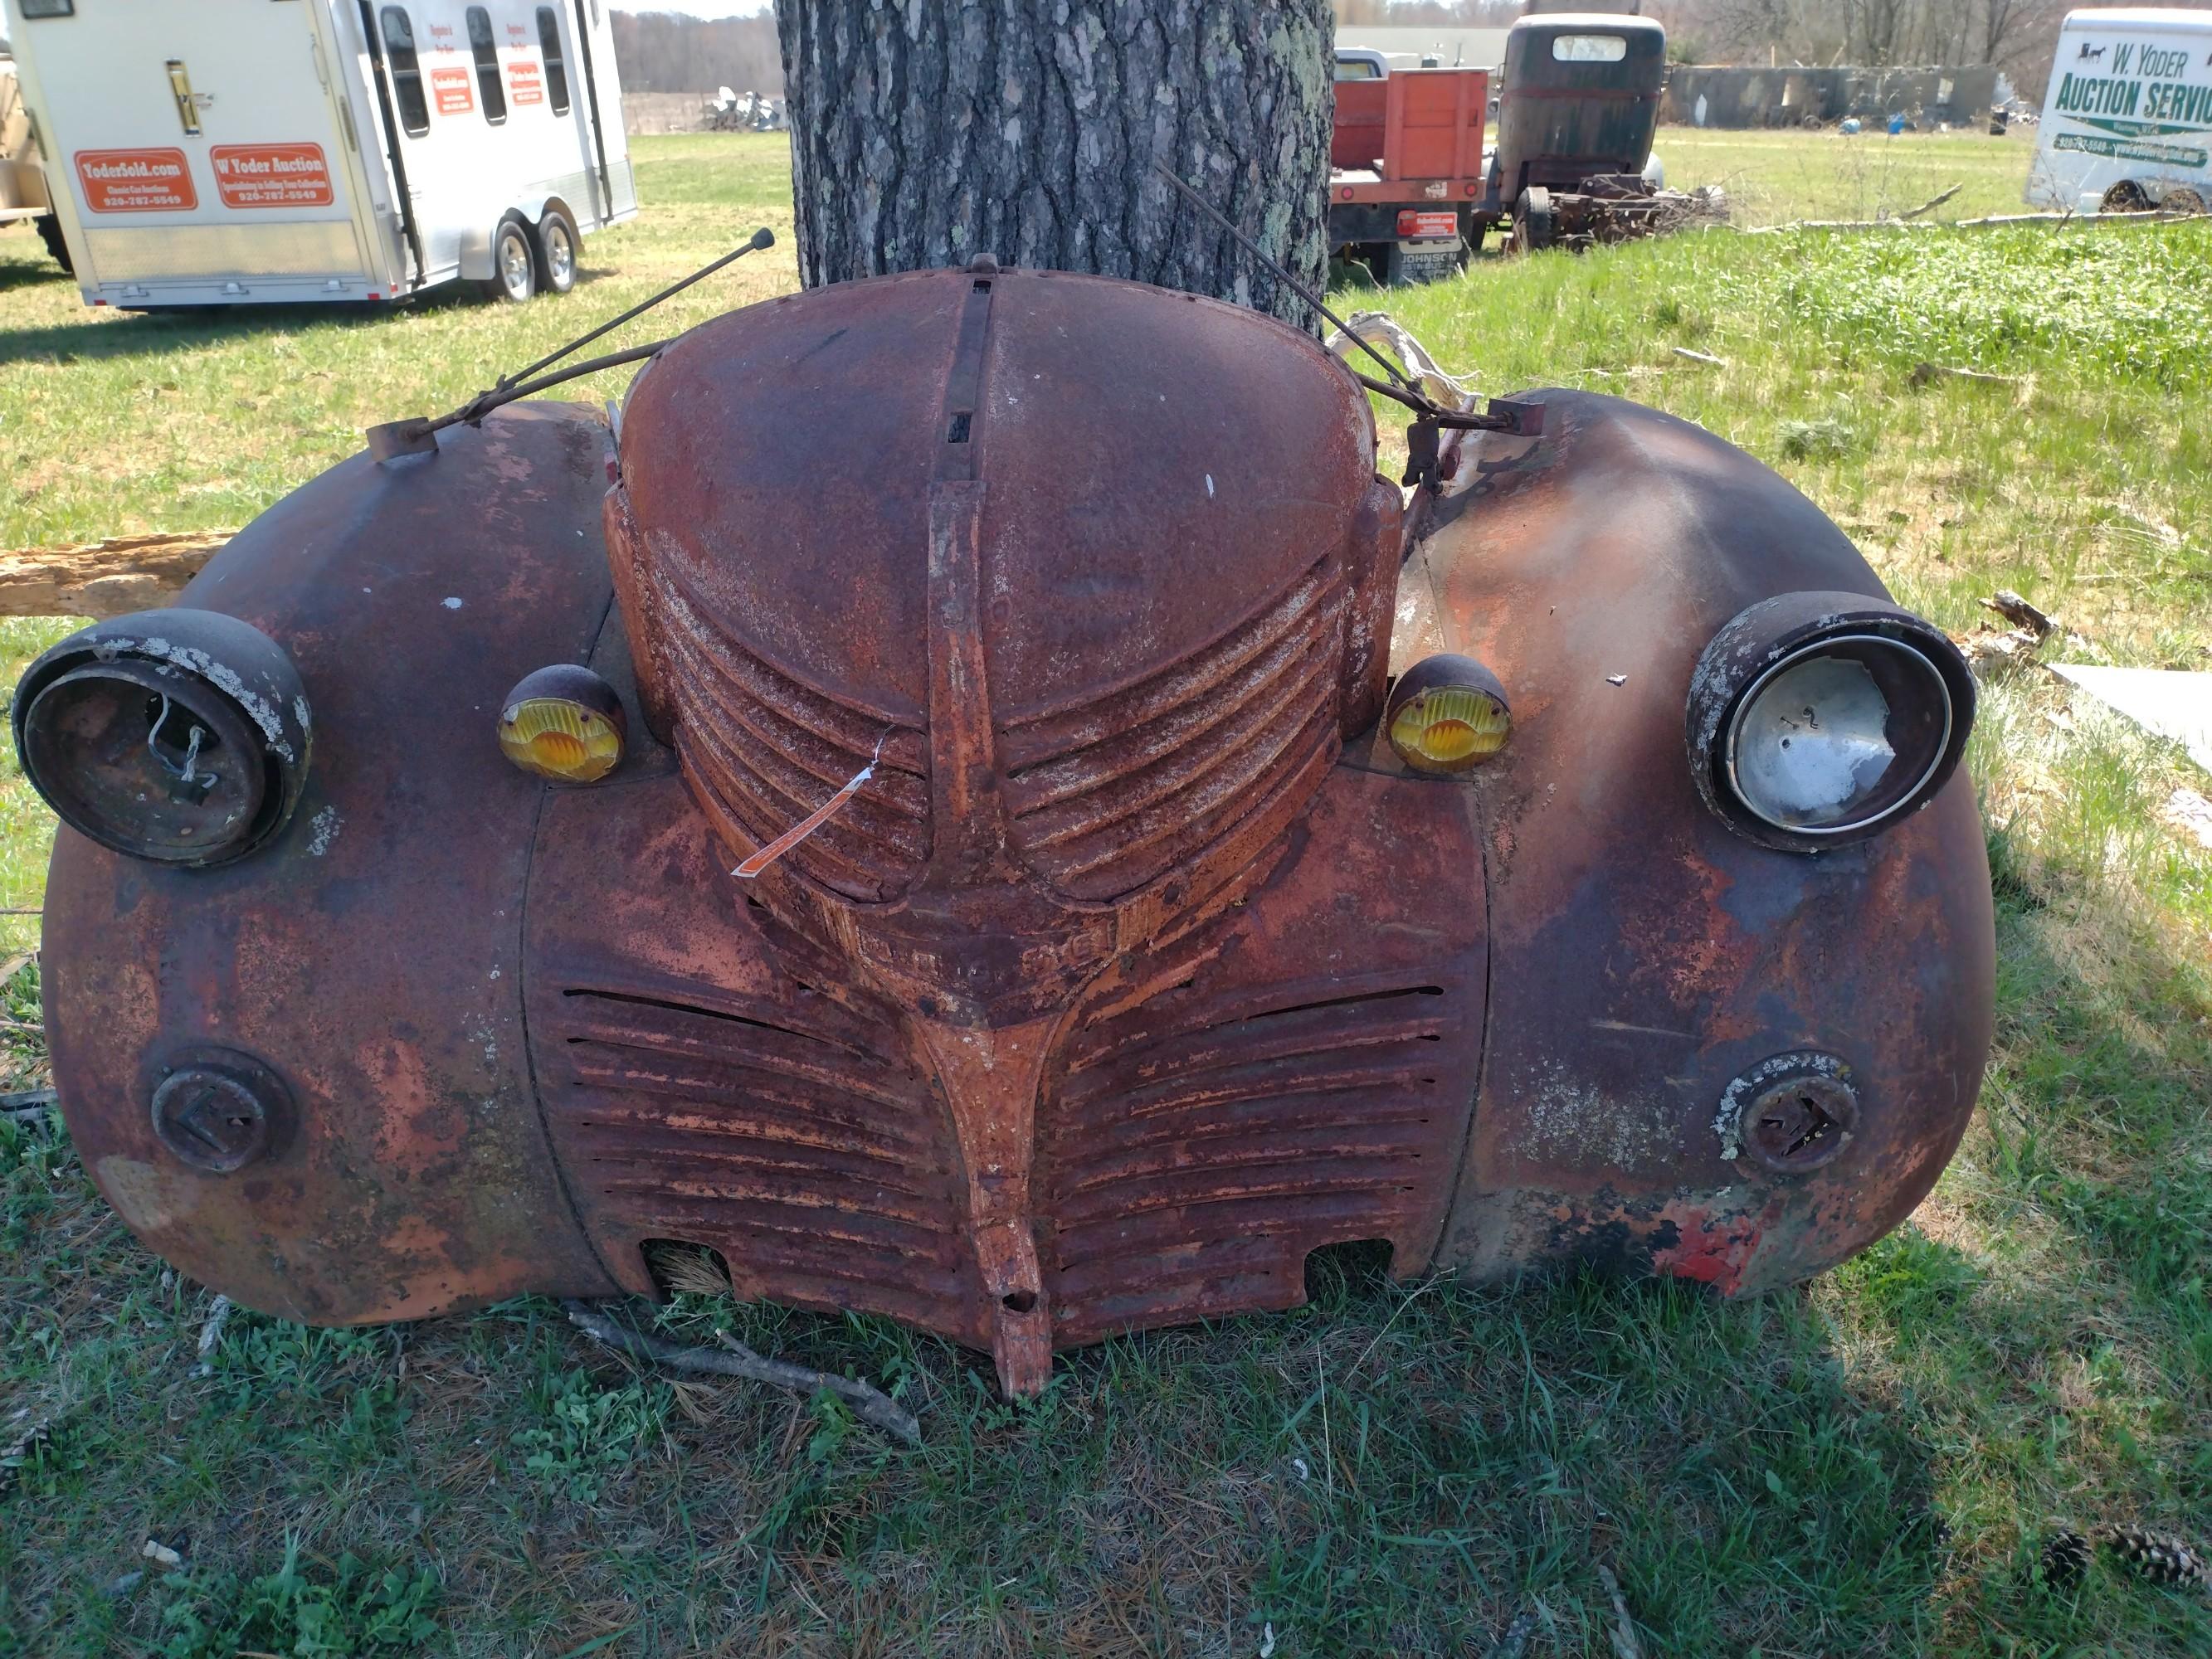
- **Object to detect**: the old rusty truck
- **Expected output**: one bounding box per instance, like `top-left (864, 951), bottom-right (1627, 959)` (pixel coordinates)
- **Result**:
top-left (1331, 13), bottom-right (1726, 280)
top-left (18, 253), bottom-right (1992, 1399)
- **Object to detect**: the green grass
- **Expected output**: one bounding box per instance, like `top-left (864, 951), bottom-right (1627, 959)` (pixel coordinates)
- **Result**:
top-left (2, 130), bottom-right (2210, 1656)
top-left (1654, 125), bottom-right (2045, 226)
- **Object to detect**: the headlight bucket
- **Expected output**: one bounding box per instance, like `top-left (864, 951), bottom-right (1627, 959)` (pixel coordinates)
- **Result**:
top-left (1687, 591), bottom-right (1973, 851)
top-left (13, 609), bottom-right (312, 868)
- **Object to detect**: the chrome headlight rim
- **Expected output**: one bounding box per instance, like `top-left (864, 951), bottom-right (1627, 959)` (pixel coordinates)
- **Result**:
top-left (1723, 631), bottom-right (1956, 838)
top-left (1687, 591), bottom-right (1974, 853)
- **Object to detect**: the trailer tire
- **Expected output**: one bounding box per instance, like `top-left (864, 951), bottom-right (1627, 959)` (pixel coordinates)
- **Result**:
top-left (1509, 187), bottom-right (1555, 255)
top-left (37, 216), bottom-right (72, 275)
top-left (490, 218), bottom-right (537, 304)
top-left (535, 207), bottom-right (580, 295)
top-left (2101, 181), bottom-right (2151, 214)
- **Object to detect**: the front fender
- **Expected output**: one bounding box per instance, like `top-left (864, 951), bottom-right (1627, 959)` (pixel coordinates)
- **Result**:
top-left (1416, 392), bottom-right (1995, 1292)
top-left (41, 404), bottom-right (622, 1323)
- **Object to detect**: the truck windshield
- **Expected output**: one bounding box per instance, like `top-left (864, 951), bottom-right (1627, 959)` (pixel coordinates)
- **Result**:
top-left (467, 6), bottom-right (507, 124)
top-left (380, 7), bottom-right (430, 136)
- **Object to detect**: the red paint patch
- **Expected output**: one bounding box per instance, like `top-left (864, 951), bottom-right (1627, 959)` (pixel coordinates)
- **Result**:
top-left (1650, 1203), bottom-right (1762, 1293)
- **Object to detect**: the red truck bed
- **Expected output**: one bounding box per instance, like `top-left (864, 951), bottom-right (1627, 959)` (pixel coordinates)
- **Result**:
top-left (1331, 66), bottom-right (1489, 203)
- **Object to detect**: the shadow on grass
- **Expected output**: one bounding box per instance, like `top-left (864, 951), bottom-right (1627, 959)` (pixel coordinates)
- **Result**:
top-left (0, 257), bottom-right (71, 299)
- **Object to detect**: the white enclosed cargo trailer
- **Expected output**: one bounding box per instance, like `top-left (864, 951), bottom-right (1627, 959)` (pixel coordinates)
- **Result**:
top-left (2, 0), bottom-right (636, 309)
top-left (2027, 7), bottom-right (2212, 214)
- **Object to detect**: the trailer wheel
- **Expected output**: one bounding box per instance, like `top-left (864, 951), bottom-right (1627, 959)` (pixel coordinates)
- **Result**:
top-left (37, 216), bottom-right (73, 275)
top-left (1508, 187), bottom-right (1555, 255)
top-left (490, 218), bottom-right (537, 304)
top-left (2101, 181), bottom-right (2151, 214)
top-left (535, 207), bottom-right (580, 295)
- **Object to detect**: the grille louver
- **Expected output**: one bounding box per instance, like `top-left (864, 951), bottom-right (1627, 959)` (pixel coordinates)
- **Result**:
top-left (1039, 974), bottom-right (1472, 1345)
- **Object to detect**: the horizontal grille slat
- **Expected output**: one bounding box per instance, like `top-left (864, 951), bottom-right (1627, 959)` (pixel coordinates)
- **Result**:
top-left (651, 565), bottom-right (928, 898)
top-left (999, 557), bottom-right (1346, 901)
top-left (679, 718), bottom-right (927, 882)
top-left (538, 982), bottom-right (981, 1337)
top-left (663, 626), bottom-right (931, 824)
top-left (1040, 977), bottom-right (1470, 1332)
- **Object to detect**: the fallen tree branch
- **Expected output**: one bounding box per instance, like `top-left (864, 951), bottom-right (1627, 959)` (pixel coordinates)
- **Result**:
top-left (0, 530), bottom-right (232, 620)
top-left (1747, 208), bottom-right (2189, 234)
top-left (192, 1294), bottom-right (232, 1376)
top-left (1910, 361), bottom-right (2025, 387)
top-left (1596, 1564), bottom-right (1645, 1659)
top-left (0, 1088), bottom-right (57, 1119)
top-left (1671, 346), bottom-right (1728, 367)
top-left (1898, 182), bottom-right (1964, 220)
top-left (562, 1299), bottom-right (922, 1446)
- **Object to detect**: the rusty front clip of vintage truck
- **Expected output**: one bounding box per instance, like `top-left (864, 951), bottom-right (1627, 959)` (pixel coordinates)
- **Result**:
top-left (17, 231), bottom-right (1993, 1399)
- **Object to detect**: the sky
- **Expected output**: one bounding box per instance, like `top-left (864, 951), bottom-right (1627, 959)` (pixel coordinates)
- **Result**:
top-left (617, 2), bottom-right (772, 15)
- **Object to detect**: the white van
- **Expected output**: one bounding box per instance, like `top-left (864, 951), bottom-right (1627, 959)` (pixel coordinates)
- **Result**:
top-left (2, 0), bottom-right (636, 309)
top-left (2028, 7), bottom-right (2212, 213)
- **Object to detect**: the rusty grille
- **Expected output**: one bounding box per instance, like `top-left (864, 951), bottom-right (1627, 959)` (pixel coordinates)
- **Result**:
top-left (542, 982), bottom-right (981, 1339)
top-left (997, 557), bottom-right (1347, 902)
top-left (1039, 972), bottom-right (1470, 1345)
top-left (651, 563), bottom-right (930, 902)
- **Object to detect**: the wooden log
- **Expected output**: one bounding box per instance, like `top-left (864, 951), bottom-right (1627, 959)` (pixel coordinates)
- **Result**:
top-left (0, 530), bottom-right (231, 620)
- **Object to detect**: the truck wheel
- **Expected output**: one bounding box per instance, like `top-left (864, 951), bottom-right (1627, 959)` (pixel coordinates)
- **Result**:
top-left (490, 218), bottom-right (537, 304)
top-left (37, 216), bottom-right (72, 275)
top-left (535, 207), bottom-right (579, 295)
top-left (1384, 241), bottom-right (1460, 286)
top-left (1508, 187), bottom-right (1555, 255)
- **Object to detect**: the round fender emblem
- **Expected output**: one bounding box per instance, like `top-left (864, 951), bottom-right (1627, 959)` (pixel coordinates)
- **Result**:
top-left (150, 1051), bottom-right (290, 1174)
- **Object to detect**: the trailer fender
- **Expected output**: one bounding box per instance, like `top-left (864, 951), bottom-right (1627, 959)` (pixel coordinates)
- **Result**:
top-left (459, 211), bottom-right (533, 283)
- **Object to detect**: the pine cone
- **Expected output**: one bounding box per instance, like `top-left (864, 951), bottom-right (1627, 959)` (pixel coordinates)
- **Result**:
top-left (2039, 1529), bottom-right (2092, 1590)
top-left (2097, 1525), bottom-right (2210, 1590)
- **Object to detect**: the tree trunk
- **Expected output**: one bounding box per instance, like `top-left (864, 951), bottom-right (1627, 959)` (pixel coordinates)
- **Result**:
top-left (774, 0), bottom-right (1335, 329)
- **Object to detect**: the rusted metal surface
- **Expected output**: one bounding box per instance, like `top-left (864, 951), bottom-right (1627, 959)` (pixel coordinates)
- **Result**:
top-left (1406, 392), bottom-right (1995, 1293)
top-left (41, 404), bottom-right (622, 1323)
top-left (32, 268), bottom-right (1992, 1395)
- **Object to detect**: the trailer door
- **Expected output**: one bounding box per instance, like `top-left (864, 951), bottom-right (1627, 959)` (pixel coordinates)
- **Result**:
top-left (538, 0), bottom-right (633, 225)
top-left (27, 0), bottom-right (373, 299)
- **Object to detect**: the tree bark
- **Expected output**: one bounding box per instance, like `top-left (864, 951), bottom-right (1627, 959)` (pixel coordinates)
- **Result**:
top-left (774, 0), bottom-right (1335, 329)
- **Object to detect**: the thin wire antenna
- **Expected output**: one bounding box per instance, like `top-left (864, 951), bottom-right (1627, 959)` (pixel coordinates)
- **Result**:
top-left (1150, 163), bottom-right (1422, 399)
top-left (496, 225), bottom-right (776, 392)
top-left (367, 224), bottom-right (776, 460)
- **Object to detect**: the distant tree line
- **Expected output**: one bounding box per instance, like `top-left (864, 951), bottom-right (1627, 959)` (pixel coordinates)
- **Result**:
top-left (611, 9), bottom-right (782, 97)
top-left (1329, 0), bottom-right (2212, 100)
top-left (616, 2), bottom-right (2212, 106)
